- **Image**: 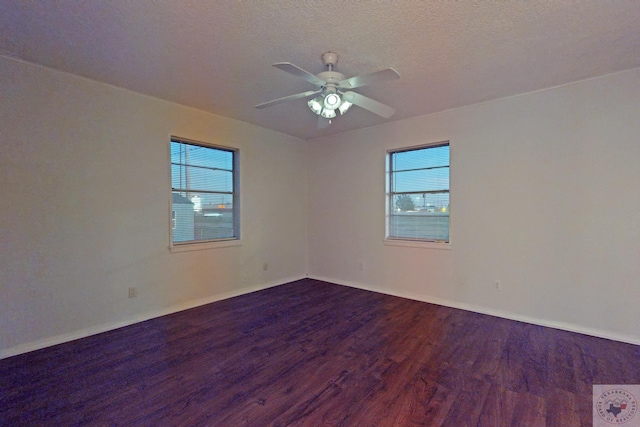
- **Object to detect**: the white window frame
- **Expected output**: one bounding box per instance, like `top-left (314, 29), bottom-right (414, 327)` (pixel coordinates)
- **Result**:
top-left (169, 137), bottom-right (241, 252)
top-left (385, 141), bottom-right (451, 249)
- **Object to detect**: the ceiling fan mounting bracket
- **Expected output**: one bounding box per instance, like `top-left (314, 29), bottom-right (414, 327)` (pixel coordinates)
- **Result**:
top-left (321, 51), bottom-right (338, 68)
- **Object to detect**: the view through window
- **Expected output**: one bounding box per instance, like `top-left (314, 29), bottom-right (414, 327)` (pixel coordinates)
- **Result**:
top-left (387, 142), bottom-right (450, 242)
top-left (170, 138), bottom-right (239, 244)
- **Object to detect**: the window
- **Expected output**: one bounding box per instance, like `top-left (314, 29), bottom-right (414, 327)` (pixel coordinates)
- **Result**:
top-left (170, 137), bottom-right (239, 246)
top-left (386, 142), bottom-right (450, 243)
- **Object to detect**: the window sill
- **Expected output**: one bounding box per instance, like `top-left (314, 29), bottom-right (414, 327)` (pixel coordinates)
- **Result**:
top-left (384, 238), bottom-right (451, 250)
top-left (170, 239), bottom-right (242, 253)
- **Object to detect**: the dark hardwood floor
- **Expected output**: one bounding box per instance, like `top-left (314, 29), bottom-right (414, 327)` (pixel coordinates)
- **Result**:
top-left (2, 279), bottom-right (639, 426)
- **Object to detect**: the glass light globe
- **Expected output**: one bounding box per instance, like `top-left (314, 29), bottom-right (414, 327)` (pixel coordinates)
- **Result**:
top-left (338, 101), bottom-right (352, 115)
top-left (324, 93), bottom-right (341, 109)
top-left (320, 108), bottom-right (336, 119)
top-left (308, 96), bottom-right (323, 115)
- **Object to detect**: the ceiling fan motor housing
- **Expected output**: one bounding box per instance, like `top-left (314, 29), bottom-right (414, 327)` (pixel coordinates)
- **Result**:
top-left (317, 71), bottom-right (345, 85)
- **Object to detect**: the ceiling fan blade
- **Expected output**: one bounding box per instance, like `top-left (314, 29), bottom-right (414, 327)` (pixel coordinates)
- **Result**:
top-left (255, 89), bottom-right (321, 109)
top-left (338, 68), bottom-right (400, 89)
top-left (317, 116), bottom-right (331, 129)
top-left (341, 91), bottom-right (396, 118)
top-left (273, 62), bottom-right (326, 86)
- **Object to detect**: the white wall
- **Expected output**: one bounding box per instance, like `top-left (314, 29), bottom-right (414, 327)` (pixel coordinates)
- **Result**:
top-left (308, 68), bottom-right (640, 344)
top-left (0, 56), bottom-right (308, 357)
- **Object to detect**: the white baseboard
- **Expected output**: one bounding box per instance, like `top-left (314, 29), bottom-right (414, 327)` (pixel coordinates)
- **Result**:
top-left (309, 275), bottom-right (640, 346)
top-left (0, 275), bottom-right (306, 359)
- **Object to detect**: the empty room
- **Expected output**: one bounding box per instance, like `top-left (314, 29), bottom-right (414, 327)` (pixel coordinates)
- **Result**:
top-left (1, 1), bottom-right (639, 426)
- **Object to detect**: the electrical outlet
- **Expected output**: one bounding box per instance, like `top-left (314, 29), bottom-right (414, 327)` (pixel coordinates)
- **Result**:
top-left (494, 281), bottom-right (501, 292)
top-left (359, 262), bottom-right (364, 271)
top-left (263, 262), bottom-right (268, 271)
top-left (128, 287), bottom-right (138, 298)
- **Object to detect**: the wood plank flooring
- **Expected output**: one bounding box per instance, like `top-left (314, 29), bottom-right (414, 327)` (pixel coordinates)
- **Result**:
top-left (2, 279), bottom-right (639, 426)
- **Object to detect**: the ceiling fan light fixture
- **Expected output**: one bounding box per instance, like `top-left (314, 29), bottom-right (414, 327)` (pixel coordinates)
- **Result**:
top-left (308, 93), bottom-right (340, 119)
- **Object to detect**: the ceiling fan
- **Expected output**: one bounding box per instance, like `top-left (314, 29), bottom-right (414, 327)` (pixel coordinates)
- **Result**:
top-left (255, 51), bottom-right (400, 129)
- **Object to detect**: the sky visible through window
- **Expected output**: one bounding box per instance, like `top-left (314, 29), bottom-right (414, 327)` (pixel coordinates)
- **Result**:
top-left (391, 144), bottom-right (449, 210)
top-left (171, 141), bottom-right (234, 206)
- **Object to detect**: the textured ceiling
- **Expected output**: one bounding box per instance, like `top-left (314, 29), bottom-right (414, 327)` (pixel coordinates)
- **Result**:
top-left (1, 1), bottom-right (639, 140)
